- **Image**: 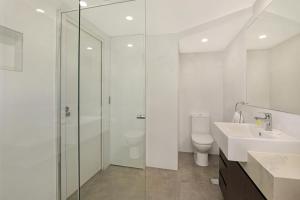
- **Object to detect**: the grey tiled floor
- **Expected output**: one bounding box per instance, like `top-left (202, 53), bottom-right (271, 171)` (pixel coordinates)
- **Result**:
top-left (69, 152), bottom-right (223, 200)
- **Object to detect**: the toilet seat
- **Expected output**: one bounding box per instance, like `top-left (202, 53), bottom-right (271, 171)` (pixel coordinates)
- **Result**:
top-left (192, 134), bottom-right (214, 145)
top-left (125, 130), bottom-right (144, 139)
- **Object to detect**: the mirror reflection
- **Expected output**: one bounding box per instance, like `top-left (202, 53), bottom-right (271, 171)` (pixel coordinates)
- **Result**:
top-left (246, 0), bottom-right (300, 114)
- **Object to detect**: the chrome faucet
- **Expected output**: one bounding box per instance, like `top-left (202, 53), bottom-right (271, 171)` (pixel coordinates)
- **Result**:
top-left (254, 113), bottom-right (272, 131)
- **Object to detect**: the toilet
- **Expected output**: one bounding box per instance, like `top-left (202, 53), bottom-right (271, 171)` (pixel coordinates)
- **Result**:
top-left (125, 130), bottom-right (145, 159)
top-left (191, 113), bottom-right (214, 167)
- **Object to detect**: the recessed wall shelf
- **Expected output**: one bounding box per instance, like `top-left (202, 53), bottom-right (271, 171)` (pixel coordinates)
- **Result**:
top-left (0, 25), bottom-right (23, 71)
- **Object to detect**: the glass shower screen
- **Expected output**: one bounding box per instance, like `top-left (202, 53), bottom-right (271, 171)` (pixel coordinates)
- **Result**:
top-left (60, 0), bottom-right (146, 199)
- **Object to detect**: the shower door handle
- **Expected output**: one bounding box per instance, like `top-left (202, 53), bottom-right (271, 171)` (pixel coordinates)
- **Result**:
top-left (65, 106), bottom-right (71, 117)
top-left (136, 114), bottom-right (146, 119)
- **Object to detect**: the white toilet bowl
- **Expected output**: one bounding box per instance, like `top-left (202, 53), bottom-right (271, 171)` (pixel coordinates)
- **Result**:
top-left (192, 134), bottom-right (214, 166)
top-left (125, 130), bottom-right (144, 159)
top-left (189, 113), bottom-right (215, 166)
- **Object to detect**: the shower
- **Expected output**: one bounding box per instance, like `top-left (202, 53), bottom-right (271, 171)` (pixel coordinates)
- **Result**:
top-left (59, 0), bottom-right (146, 199)
top-left (0, 0), bottom-right (145, 199)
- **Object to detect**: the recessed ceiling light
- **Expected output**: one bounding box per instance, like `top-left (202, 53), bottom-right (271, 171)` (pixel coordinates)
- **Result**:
top-left (126, 16), bottom-right (134, 21)
top-left (86, 47), bottom-right (93, 50)
top-left (80, 1), bottom-right (88, 7)
top-left (36, 8), bottom-right (45, 14)
top-left (201, 38), bottom-right (208, 43)
top-left (259, 34), bottom-right (267, 39)
top-left (127, 44), bottom-right (133, 48)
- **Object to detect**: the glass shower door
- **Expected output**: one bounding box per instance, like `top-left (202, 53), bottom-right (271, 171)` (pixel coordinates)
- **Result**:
top-left (110, 35), bottom-right (146, 169)
top-left (60, 7), bottom-right (103, 200)
top-left (79, 1), bottom-right (146, 200)
top-left (78, 26), bottom-right (103, 192)
top-left (60, 1), bottom-right (146, 199)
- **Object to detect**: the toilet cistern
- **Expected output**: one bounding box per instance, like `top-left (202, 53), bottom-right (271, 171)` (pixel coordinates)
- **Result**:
top-left (125, 130), bottom-right (144, 159)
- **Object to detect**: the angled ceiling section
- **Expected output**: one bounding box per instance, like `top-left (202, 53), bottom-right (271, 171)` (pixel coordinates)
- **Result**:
top-left (147, 0), bottom-right (256, 35)
top-left (179, 8), bottom-right (253, 53)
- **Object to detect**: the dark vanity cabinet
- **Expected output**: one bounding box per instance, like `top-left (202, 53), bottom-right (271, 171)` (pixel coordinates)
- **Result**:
top-left (219, 150), bottom-right (266, 200)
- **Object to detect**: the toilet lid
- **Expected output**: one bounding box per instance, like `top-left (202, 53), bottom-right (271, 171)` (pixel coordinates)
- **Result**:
top-left (192, 134), bottom-right (214, 145)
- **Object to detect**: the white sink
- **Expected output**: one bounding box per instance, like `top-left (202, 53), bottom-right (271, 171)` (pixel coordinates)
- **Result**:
top-left (214, 122), bottom-right (300, 162)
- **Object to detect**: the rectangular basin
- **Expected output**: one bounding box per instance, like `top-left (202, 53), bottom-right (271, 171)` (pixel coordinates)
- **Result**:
top-left (241, 151), bottom-right (300, 200)
top-left (214, 122), bottom-right (300, 162)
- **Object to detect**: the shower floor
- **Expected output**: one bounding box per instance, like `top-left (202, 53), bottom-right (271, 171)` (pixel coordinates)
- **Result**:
top-left (68, 153), bottom-right (223, 200)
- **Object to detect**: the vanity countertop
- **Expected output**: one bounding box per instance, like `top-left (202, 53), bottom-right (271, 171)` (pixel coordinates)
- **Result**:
top-left (240, 151), bottom-right (300, 200)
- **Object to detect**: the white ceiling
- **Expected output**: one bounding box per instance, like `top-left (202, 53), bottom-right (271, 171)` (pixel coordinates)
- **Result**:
top-left (147, 0), bottom-right (256, 35)
top-left (26, 0), bottom-right (259, 52)
top-left (80, 0), bottom-right (257, 52)
top-left (81, 0), bottom-right (145, 36)
top-left (77, 0), bottom-right (257, 37)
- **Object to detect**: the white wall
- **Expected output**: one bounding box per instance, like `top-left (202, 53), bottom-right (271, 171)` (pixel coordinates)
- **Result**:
top-left (223, 32), bottom-right (247, 122)
top-left (223, 0), bottom-right (300, 141)
top-left (179, 53), bottom-right (223, 154)
top-left (0, 0), bottom-right (57, 199)
top-left (146, 34), bottom-right (179, 170)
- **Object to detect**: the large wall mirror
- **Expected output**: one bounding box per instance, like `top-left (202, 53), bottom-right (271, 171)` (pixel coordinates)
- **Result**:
top-left (246, 0), bottom-right (300, 114)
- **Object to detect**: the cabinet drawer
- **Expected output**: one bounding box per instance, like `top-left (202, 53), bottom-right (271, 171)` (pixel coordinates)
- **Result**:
top-left (219, 172), bottom-right (227, 199)
top-left (219, 155), bottom-right (226, 170)
top-left (220, 150), bottom-right (230, 166)
top-left (219, 156), bottom-right (227, 183)
top-left (219, 149), bottom-right (266, 200)
top-left (241, 165), bottom-right (267, 200)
